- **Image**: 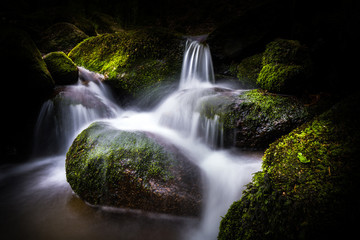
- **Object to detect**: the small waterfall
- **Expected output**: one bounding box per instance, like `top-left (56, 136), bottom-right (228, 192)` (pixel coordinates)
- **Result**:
top-left (24, 37), bottom-right (261, 240)
top-left (179, 38), bottom-right (215, 90)
top-left (33, 67), bottom-right (121, 156)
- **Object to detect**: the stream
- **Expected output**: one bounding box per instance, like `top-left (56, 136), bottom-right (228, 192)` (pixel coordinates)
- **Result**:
top-left (0, 38), bottom-right (262, 240)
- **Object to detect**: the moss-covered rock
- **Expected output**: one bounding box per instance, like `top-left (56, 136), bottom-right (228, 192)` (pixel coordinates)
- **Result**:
top-left (66, 121), bottom-right (202, 216)
top-left (218, 94), bottom-right (360, 240)
top-left (230, 53), bottom-right (263, 88)
top-left (256, 39), bottom-right (311, 93)
top-left (200, 89), bottom-right (310, 149)
top-left (68, 28), bottom-right (183, 98)
top-left (44, 52), bottom-right (78, 85)
top-left (39, 22), bottom-right (89, 54)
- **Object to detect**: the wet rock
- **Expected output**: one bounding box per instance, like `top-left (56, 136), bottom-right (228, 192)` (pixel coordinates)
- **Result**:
top-left (66, 121), bottom-right (202, 216)
top-left (199, 89), bottom-right (310, 149)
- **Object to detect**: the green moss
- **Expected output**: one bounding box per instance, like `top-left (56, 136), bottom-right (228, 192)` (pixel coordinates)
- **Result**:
top-left (218, 94), bottom-right (360, 240)
top-left (44, 51), bottom-right (78, 85)
top-left (256, 39), bottom-right (311, 94)
top-left (257, 63), bottom-right (304, 93)
top-left (234, 53), bottom-right (263, 87)
top-left (68, 28), bottom-right (182, 97)
top-left (262, 39), bottom-right (309, 66)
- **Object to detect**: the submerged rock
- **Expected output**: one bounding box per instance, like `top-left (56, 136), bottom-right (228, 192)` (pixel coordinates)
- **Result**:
top-left (200, 89), bottom-right (310, 149)
top-left (66, 122), bottom-right (202, 216)
top-left (218, 94), bottom-right (360, 240)
top-left (44, 52), bottom-right (78, 85)
top-left (68, 28), bottom-right (183, 99)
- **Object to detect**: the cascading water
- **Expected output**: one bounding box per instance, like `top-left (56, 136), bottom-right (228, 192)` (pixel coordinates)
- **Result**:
top-left (0, 37), bottom-right (261, 240)
top-left (179, 38), bottom-right (215, 89)
top-left (33, 67), bottom-right (121, 156)
top-left (106, 38), bottom-right (262, 239)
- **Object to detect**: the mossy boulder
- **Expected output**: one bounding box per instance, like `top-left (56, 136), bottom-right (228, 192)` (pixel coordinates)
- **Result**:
top-left (68, 28), bottom-right (183, 98)
top-left (200, 89), bottom-right (310, 149)
top-left (44, 52), bottom-right (78, 85)
top-left (65, 121), bottom-right (202, 216)
top-left (230, 53), bottom-right (263, 88)
top-left (256, 39), bottom-right (311, 93)
top-left (39, 22), bottom-right (89, 54)
top-left (1, 26), bottom-right (55, 160)
top-left (218, 94), bottom-right (360, 240)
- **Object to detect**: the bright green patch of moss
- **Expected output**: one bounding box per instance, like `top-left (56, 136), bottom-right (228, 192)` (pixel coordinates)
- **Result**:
top-left (218, 94), bottom-right (360, 240)
top-left (44, 51), bottom-right (78, 85)
top-left (68, 28), bottom-right (182, 96)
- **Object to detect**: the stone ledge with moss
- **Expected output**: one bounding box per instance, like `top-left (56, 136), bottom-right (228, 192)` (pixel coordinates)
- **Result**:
top-left (44, 52), bottom-right (78, 85)
top-left (68, 28), bottom-right (183, 99)
top-left (65, 121), bottom-right (202, 216)
top-left (218, 94), bottom-right (360, 240)
top-left (199, 89), bottom-right (310, 149)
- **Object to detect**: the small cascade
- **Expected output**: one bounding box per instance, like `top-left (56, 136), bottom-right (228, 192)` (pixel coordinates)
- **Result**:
top-left (179, 38), bottom-right (215, 90)
top-left (203, 115), bottom-right (224, 149)
top-left (33, 67), bottom-right (121, 156)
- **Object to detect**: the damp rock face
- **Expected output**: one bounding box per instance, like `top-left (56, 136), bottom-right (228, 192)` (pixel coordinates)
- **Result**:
top-left (66, 121), bottom-right (202, 216)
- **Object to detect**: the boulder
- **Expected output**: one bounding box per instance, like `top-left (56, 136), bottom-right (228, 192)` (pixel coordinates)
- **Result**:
top-left (68, 27), bottom-right (183, 99)
top-left (44, 52), bottom-right (78, 85)
top-left (218, 94), bottom-right (360, 240)
top-left (39, 22), bottom-right (89, 54)
top-left (199, 89), bottom-right (310, 149)
top-left (66, 121), bottom-right (202, 216)
top-left (256, 39), bottom-right (312, 93)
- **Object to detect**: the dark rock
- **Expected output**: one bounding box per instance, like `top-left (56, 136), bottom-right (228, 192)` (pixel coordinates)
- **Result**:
top-left (43, 52), bottom-right (78, 85)
top-left (1, 26), bottom-right (55, 161)
top-left (39, 22), bottom-right (88, 54)
top-left (199, 89), bottom-right (310, 149)
top-left (66, 121), bottom-right (202, 216)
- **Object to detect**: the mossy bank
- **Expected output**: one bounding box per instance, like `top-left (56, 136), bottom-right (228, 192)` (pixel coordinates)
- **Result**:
top-left (218, 94), bottom-right (360, 240)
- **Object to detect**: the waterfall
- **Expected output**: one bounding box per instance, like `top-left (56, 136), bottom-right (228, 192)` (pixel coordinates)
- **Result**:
top-left (33, 67), bottom-right (121, 156)
top-left (179, 38), bottom-right (215, 89)
top-left (27, 37), bottom-right (261, 240)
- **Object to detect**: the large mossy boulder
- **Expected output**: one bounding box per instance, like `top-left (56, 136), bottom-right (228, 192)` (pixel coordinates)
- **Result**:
top-left (44, 52), bottom-right (78, 85)
top-left (68, 28), bottom-right (183, 98)
top-left (200, 89), bottom-right (310, 149)
top-left (66, 122), bottom-right (202, 216)
top-left (218, 94), bottom-right (360, 240)
top-left (1, 26), bottom-right (55, 160)
top-left (256, 39), bottom-right (311, 93)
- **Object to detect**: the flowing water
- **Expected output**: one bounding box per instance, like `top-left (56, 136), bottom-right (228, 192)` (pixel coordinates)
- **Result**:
top-left (0, 38), bottom-right (262, 240)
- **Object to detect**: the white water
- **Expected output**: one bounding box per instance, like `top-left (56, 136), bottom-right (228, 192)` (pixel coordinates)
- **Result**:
top-left (1, 38), bottom-right (262, 240)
